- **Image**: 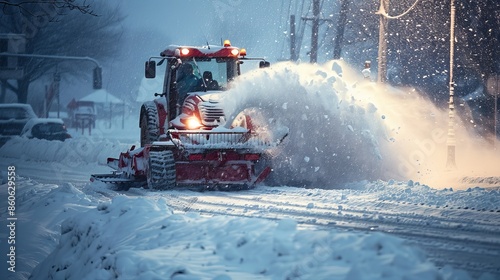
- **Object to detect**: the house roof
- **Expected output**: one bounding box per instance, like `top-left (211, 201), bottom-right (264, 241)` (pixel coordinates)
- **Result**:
top-left (80, 89), bottom-right (124, 104)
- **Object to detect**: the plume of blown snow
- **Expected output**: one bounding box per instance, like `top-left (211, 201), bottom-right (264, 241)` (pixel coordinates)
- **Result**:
top-left (220, 61), bottom-right (500, 188)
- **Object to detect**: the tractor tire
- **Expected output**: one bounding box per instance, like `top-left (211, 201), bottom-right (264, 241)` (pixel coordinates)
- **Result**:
top-left (140, 102), bottom-right (160, 147)
top-left (147, 150), bottom-right (176, 190)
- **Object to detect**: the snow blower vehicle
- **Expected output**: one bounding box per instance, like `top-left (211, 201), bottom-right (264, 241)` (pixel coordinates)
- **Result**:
top-left (91, 41), bottom-right (287, 191)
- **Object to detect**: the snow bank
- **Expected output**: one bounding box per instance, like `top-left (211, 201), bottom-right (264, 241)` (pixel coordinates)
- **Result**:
top-left (368, 180), bottom-right (500, 211)
top-left (31, 195), bottom-right (462, 280)
top-left (0, 178), bottom-right (97, 280)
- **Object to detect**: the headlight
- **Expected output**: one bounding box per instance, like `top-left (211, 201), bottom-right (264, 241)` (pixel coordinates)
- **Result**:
top-left (186, 117), bottom-right (202, 130)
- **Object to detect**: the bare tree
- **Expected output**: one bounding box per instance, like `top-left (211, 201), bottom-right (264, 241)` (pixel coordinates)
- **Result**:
top-left (0, 1), bottom-right (123, 103)
top-left (0, 0), bottom-right (97, 17)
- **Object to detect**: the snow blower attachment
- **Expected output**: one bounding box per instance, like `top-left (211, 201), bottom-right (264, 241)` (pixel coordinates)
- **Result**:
top-left (91, 41), bottom-right (287, 191)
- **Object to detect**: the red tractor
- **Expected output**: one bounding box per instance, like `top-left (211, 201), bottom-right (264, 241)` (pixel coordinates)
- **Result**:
top-left (91, 41), bottom-right (286, 190)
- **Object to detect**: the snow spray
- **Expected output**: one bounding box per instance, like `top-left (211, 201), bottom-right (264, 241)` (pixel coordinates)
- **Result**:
top-left (221, 61), bottom-right (500, 188)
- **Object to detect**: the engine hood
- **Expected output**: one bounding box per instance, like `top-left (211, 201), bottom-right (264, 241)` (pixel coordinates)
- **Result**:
top-left (190, 90), bottom-right (226, 103)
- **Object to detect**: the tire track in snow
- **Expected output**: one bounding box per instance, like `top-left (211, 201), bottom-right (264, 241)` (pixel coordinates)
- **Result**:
top-left (165, 190), bottom-right (500, 238)
top-left (154, 188), bottom-right (500, 278)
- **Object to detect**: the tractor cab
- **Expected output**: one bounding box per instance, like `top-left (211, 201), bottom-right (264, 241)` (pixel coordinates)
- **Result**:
top-left (144, 40), bottom-right (269, 131)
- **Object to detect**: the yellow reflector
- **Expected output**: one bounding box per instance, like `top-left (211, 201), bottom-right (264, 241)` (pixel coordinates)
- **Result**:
top-left (181, 48), bottom-right (190, 55)
top-left (239, 48), bottom-right (247, 57)
top-left (223, 40), bottom-right (231, 47)
top-left (231, 49), bottom-right (239, 56)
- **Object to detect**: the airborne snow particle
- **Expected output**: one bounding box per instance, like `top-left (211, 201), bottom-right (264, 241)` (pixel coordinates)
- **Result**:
top-left (304, 156), bottom-right (310, 163)
top-left (381, 115), bottom-right (386, 119)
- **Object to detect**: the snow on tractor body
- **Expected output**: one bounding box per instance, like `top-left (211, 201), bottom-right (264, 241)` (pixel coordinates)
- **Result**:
top-left (91, 41), bottom-right (285, 190)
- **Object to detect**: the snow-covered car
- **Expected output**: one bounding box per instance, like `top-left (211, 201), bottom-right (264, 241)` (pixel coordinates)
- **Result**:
top-left (0, 103), bottom-right (37, 146)
top-left (20, 118), bottom-right (72, 141)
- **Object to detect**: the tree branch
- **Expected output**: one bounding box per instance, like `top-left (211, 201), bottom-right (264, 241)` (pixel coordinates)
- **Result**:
top-left (0, 1), bottom-right (98, 17)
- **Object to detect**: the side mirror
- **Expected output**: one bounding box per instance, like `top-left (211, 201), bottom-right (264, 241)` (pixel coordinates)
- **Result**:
top-left (93, 66), bottom-right (102, 89)
top-left (259, 61), bottom-right (270, 68)
top-left (145, 61), bottom-right (156, 78)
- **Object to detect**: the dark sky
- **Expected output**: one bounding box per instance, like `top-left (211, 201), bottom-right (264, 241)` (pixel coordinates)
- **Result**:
top-left (112, 0), bottom-right (286, 58)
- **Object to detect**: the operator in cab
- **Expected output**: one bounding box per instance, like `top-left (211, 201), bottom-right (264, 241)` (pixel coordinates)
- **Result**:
top-left (203, 71), bottom-right (220, 90)
top-left (176, 63), bottom-right (202, 103)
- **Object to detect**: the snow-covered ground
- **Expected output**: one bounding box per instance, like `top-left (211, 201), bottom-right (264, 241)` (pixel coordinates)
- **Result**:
top-left (1, 61), bottom-right (499, 280)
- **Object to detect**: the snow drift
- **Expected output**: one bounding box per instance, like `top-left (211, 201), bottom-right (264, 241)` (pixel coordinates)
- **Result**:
top-left (31, 194), bottom-right (461, 280)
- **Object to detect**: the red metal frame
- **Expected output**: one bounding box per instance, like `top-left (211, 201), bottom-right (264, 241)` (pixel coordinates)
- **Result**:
top-left (108, 145), bottom-right (268, 186)
top-left (154, 100), bottom-right (168, 136)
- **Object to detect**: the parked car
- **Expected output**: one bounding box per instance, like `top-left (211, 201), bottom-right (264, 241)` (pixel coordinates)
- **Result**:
top-left (0, 103), bottom-right (37, 146)
top-left (20, 118), bottom-right (72, 141)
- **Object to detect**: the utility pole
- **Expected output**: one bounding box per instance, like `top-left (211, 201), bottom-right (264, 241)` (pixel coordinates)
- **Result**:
top-left (377, 0), bottom-right (390, 83)
top-left (310, 0), bottom-right (320, 63)
top-left (446, 0), bottom-right (457, 169)
top-left (290, 15), bottom-right (297, 61)
top-left (333, 0), bottom-right (349, 59)
top-left (54, 70), bottom-right (61, 118)
top-left (302, 0), bottom-right (330, 63)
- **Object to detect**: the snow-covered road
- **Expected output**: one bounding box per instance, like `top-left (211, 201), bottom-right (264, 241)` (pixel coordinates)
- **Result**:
top-left (105, 183), bottom-right (500, 278)
top-left (4, 151), bottom-right (499, 278)
top-left (1, 162), bottom-right (499, 279)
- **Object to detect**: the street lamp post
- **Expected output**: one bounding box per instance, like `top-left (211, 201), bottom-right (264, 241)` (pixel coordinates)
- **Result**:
top-left (0, 52), bottom-right (102, 89)
top-left (446, 0), bottom-right (457, 169)
top-left (496, 81), bottom-right (498, 148)
top-left (494, 78), bottom-right (499, 148)
top-left (377, 0), bottom-right (390, 83)
top-left (487, 75), bottom-right (499, 148)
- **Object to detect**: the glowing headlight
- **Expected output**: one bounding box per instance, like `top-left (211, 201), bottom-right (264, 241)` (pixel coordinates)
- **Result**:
top-left (181, 48), bottom-right (190, 55)
top-left (186, 117), bottom-right (202, 129)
